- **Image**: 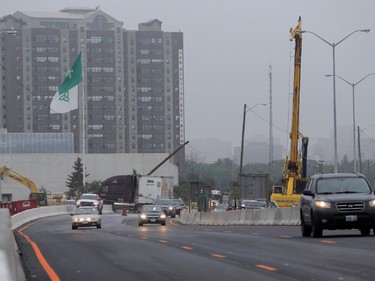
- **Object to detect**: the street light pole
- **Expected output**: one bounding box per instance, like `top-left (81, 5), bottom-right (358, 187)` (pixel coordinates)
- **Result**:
top-left (238, 103), bottom-right (266, 200)
top-left (298, 28), bottom-right (370, 173)
top-left (326, 73), bottom-right (375, 172)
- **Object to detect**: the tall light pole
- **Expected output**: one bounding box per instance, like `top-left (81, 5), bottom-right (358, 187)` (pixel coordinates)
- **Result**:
top-left (238, 103), bottom-right (266, 199)
top-left (326, 73), bottom-right (375, 172)
top-left (298, 28), bottom-right (370, 172)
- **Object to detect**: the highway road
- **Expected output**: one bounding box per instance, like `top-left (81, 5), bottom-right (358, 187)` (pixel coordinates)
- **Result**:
top-left (14, 212), bottom-right (375, 281)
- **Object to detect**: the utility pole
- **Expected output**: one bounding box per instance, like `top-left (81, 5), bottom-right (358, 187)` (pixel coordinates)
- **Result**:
top-left (357, 126), bottom-right (362, 173)
top-left (268, 65), bottom-right (274, 184)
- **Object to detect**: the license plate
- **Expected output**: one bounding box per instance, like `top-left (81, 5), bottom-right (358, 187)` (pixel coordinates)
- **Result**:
top-left (150, 219), bottom-right (156, 222)
top-left (346, 215), bottom-right (357, 222)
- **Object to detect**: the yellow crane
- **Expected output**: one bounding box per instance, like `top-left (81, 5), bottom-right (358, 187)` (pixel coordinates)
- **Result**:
top-left (270, 17), bottom-right (309, 207)
top-left (0, 166), bottom-right (47, 206)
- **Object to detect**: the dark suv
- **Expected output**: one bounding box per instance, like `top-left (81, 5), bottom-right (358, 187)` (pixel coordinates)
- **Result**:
top-left (154, 198), bottom-right (176, 218)
top-left (300, 173), bottom-right (375, 237)
top-left (171, 198), bottom-right (186, 216)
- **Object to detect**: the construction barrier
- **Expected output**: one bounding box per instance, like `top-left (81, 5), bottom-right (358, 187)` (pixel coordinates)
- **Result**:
top-left (178, 207), bottom-right (300, 226)
top-left (0, 200), bottom-right (38, 216)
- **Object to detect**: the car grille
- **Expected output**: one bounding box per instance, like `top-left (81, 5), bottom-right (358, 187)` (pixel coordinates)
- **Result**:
top-left (336, 202), bottom-right (364, 212)
top-left (147, 215), bottom-right (160, 219)
top-left (80, 202), bottom-right (94, 206)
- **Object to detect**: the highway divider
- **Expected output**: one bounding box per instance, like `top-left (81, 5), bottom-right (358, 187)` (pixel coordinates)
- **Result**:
top-left (0, 209), bottom-right (26, 281)
top-left (178, 207), bottom-right (300, 226)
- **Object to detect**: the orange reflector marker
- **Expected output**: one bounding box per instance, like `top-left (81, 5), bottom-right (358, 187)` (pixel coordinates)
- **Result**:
top-left (256, 264), bottom-right (278, 271)
top-left (181, 246), bottom-right (193, 250)
top-left (320, 240), bottom-right (336, 244)
top-left (211, 253), bottom-right (226, 259)
top-left (159, 240), bottom-right (168, 243)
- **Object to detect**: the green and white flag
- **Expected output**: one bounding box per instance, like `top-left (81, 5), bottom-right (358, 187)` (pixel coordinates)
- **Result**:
top-left (50, 52), bottom-right (82, 114)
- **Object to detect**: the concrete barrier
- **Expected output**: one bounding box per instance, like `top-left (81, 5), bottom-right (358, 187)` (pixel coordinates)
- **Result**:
top-left (177, 207), bottom-right (301, 226)
top-left (11, 205), bottom-right (72, 230)
top-left (0, 209), bottom-right (26, 281)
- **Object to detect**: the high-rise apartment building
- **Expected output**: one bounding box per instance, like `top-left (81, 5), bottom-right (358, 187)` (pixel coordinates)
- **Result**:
top-left (0, 7), bottom-right (185, 173)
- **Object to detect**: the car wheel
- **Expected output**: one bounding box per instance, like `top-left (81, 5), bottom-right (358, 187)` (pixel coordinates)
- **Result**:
top-left (97, 224), bottom-right (102, 229)
top-left (72, 225), bottom-right (77, 230)
top-left (360, 227), bottom-right (370, 236)
top-left (301, 213), bottom-right (311, 237)
top-left (161, 222), bottom-right (166, 226)
top-left (138, 222), bottom-right (143, 226)
top-left (311, 215), bottom-right (322, 238)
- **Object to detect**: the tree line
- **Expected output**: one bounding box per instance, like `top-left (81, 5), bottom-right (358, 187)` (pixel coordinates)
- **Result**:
top-left (65, 156), bottom-right (375, 202)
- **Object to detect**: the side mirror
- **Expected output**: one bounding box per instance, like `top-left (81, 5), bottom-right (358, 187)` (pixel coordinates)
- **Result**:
top-left (302, 190), bottom-right (314, 196)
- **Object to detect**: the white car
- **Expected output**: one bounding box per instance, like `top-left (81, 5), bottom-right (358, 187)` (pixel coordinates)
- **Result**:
top-left (71, 207), bottom-right (102, 230)
top-left (76, 193), bottom-right (103, 214)
top-left (241, 200), bottom-right (267, 209)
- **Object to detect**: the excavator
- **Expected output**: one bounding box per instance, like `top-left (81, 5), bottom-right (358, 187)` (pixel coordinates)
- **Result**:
top-left (0, 166), bottom-right (47, 206)
top-left (270, 17), bottom-right (309, 207)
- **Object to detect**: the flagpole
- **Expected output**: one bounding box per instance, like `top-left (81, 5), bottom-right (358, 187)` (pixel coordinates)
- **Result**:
top-left (81, 42), bottom-right (86, 188)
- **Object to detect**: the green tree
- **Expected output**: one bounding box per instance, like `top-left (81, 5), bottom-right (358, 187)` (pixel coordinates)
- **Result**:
top-left (338, 155), bottom-right (352, 173)
top-left (82, 180), bottom-right (101, 194)
top-left (66, 157), bottom-right (85, 199)
top-left (174, 176), bottom-right (189, 202)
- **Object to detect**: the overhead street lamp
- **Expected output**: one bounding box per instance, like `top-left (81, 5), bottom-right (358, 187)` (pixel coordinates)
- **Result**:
top-left (298, 28), bottom-right (370, 173)
top-left (238, 103), bottom-right (266, 199)
top-left (326, 73), bottom-right (375, 173)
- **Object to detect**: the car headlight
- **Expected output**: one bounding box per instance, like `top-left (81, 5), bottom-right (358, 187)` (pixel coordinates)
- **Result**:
top-left (168, 206), bottom-right (173, 210)
top-left (314, 201), bottom-right (331, 208)
top-left (160, 214), bottom-right (166, 219)
top-left (369, 200), bottom-right (375, 207)
top-left (140, 214), bottom-right (147, 219)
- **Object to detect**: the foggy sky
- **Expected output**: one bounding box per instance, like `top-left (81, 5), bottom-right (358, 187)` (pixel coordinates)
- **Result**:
top-left (3, 0), bottom-right (375, 159)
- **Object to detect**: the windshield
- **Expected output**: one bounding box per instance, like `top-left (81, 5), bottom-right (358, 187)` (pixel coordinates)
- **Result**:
top-left (172, 199), bottom-right (182, 205)
top-left (74, 208), bottom-right (97, 215)
top-left (142, 205), bottom-right (162, 212)
top-left (80, 194), bottom-right (97, 200)
top-left (155, 199), bottom-right (171, 205)
top-left (317, 177), bottom-right (371, 194)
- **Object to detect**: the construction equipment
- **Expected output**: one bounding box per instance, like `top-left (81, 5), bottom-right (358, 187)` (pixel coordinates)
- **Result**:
top-left (270, 17), bottom-right (309, 207)
top-left (0, 166), bottom-right (47, 206)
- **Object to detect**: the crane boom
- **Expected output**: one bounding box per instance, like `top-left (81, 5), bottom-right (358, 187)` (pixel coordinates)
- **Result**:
top-left (270, 17), bottom-right (309, 207)
top-left (288, 17), bottom-right (302, 176)
top-left (0, 166), bottom-right (47, 206)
